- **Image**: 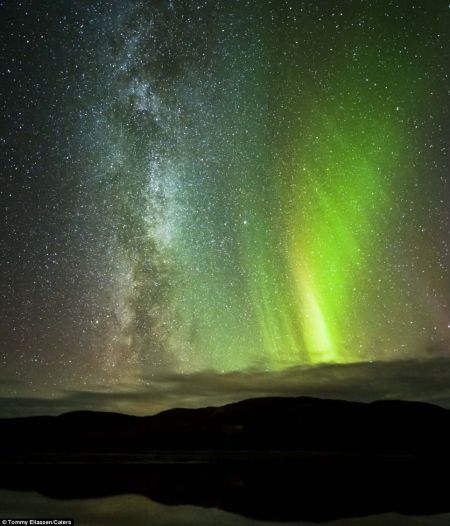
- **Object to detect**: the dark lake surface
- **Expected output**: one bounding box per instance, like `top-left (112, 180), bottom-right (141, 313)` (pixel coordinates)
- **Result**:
top-left (0, 453), bottom-right (448, 525)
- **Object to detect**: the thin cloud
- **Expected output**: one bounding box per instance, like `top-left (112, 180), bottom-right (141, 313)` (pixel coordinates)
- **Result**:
top-left (1, 357), bottom-right (450, 417)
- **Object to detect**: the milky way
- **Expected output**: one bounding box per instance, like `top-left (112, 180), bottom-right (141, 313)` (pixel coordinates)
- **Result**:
top-left (0, 0), bottom-right (449, 392)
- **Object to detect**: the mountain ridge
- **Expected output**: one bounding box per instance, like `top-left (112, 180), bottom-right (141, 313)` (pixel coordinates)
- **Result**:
top-left (0, 395), bottom-right (449, 457)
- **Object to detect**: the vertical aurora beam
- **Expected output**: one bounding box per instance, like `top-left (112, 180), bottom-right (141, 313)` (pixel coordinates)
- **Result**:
top-left (286, 111), bottom-right (399, 363)
top-left (238, 37), bottom-right (425, 366)
top-left (278, 21), bottom-right (433, 363)
top-left (114, 1), bottom-right (442, 373)
top-left (241, 109), bottom-right (402, 366)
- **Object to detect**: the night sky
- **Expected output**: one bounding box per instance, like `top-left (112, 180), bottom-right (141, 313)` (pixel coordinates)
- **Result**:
top-left (0, 0), bottom-right (449, 415)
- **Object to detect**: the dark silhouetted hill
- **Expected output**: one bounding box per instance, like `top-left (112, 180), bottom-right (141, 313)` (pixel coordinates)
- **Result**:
top-left (0, 396), bottom-right (448, 456)
top-left (2, 396), bottom-right (450, 522)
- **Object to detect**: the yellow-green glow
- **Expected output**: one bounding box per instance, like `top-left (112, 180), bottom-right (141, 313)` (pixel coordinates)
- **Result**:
top-left (166, 4), bottom-right (442, 372)
top-left (285, 112), bottom-right (400, 362)
top-left (296, 267), bottom-right (336, 363)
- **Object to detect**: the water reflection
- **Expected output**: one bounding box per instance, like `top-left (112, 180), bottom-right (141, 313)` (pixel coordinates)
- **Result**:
top-left (1, 455), bottom-right (449, 525)
top-left (1, 491), bottom-right (450, 526)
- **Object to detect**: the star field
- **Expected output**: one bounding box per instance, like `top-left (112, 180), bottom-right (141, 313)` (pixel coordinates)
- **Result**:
top-left (0, 0), bottom-right (449, 393)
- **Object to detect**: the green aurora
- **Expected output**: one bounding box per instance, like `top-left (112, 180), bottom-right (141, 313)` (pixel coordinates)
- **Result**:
top-left (166, 2), bottom-right (447, 372)
top-left (1, 0), bottom-right (448, 388)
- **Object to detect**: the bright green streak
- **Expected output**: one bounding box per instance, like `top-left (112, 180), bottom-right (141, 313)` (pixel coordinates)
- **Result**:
top-left (170, 4), bottom-right (437, 371)
top-left (287, 113), bottom-right (398, 363)
top-left (238, 109), bottom-right (403, 367)
top-left (234, 46), bottom-right (422, 366)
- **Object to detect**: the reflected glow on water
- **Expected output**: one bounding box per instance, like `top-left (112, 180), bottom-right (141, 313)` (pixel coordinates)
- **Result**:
top-left (1, 491), bottom-right (450, 526)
